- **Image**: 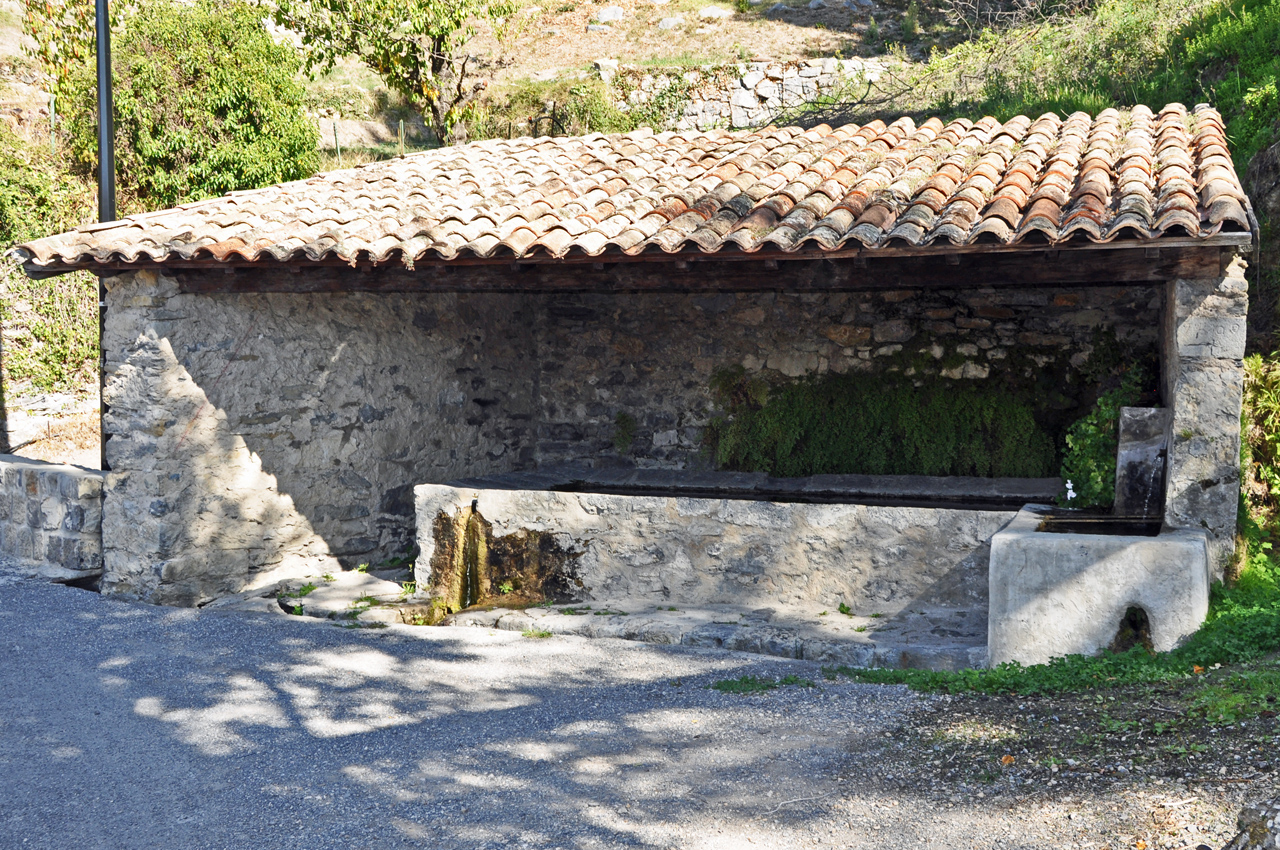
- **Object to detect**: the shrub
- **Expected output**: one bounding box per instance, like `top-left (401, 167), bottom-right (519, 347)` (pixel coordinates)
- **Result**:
top-left (1056, 368), bottom-right (1145, 509)
top-left (1243, 353), bottom-right (1280, 523)
top-left (0, 123), bottom-right (93, 246)
top-left (0, 124), bottom-right (98, 394)
top-left (62, 0), bottom-right (318, 211)
top-left (707, 369), bottom-right (1057, 479)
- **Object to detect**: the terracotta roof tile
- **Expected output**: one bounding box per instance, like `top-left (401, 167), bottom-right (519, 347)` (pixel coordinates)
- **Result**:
top-left (15, 105), bottom-right (1254, 274)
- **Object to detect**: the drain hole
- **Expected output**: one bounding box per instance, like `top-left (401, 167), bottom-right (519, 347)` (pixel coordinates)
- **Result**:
top-left (1110, 606), bottom-right (1153, 653)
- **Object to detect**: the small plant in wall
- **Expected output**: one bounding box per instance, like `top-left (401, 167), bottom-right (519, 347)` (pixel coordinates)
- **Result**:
top-left (613, 412), bottom-right (638, 453)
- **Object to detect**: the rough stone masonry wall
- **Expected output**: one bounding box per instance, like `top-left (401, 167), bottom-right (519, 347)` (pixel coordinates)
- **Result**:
top-left (101, 270), bottom-right (540, 605)
top-left (0, 454), bottom-right (103, 572)
top-left (1162, 253), bottom-right (1250, 576)
top-left (532, 284), bottom-right (1164, 468)
top-left (416, 483), bottom-right (1012, 612)
top-left (100, 270), bottom-right (1164, 606)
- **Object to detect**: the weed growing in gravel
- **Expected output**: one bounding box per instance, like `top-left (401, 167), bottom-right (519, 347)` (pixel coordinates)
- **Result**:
top-left (712, 675), bottom-right (778, 694)
top-left (711, 674), bottom-right (815, 694)
top-left (559, 606), bottom-right (590, 615)
top-left (838, 603), bottom-right (853, 616)
top-left (522, 628), bottom-right (553, 639)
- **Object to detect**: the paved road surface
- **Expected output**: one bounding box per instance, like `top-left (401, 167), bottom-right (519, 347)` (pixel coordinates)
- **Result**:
top-left (0, 567), bottom-right (1239, 849)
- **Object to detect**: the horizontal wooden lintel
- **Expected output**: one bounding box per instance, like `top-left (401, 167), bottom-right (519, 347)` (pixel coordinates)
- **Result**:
top-left (159, 245), bottom-right (1226, 294)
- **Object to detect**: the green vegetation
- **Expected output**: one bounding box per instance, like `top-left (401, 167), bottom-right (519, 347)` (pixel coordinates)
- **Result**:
top-left (272, 0), bottom-right (516, 143)
top-left (707, 367), bottom-right (1056, 478)
top-left (1056, 369), bottom-right (1145, 509)
top-left (62, 1), bottom-right (318, 211)
top-left (0, 121), bottom-right (97, 394)
top-left (900, 0), bottom-right (920, 41)
top-left (613, 411), bottom-right (638, 453)
top-left (1243, 354), bottom-right (1280, 524)
top-left (471, 75), bottom-right (696, 141)
top-left (711, 674), bottom-right (816, 694)
top-left (522, 627), bottom-right (554, 638)
top-left (281, 582), bottom-right (319, 599)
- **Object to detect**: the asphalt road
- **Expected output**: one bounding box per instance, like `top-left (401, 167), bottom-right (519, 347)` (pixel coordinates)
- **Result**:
top-left (7, 566), bottom-right (1246, 850)
top-left (0, 569), bottom-right (925, 850)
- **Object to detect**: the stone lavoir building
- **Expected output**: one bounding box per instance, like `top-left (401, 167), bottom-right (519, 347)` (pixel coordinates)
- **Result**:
top-left (15, 104), bottom-right (1256, 664)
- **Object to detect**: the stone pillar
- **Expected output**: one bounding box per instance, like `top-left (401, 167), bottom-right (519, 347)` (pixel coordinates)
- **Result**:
top-left (1161, 252), bottom-right (1248, 578)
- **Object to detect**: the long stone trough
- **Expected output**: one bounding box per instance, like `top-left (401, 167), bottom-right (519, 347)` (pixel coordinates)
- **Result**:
top-left (413, 469), bottom-right (1061, 669)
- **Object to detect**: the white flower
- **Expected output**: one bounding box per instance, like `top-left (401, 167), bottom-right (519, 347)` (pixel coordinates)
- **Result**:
top-left (1064, 480), bottom-right (1076, 501)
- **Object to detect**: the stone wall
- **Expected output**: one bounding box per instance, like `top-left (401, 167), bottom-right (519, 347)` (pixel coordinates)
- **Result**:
top-left (101, 271), bottom-right (540, 604)
top-left (1162, 254), bottom-right (1249, 575)
top-left (0, 454), bottom-right (103, 573)
top-left (416, 483), bottom-right (1013, 611)
top-left (600, 57), bottom-right (885, 131)
top-left (101, 270), bottom-right (1164, 604)
top-left (532, 284), bottom-right (1163, 468)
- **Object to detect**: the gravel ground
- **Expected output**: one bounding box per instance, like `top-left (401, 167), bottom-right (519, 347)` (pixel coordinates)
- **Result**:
top-left (0, 564), bottom-right (1266, 849)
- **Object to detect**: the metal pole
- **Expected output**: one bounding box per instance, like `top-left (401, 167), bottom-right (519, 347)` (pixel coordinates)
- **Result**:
top-left (334, 123), bottom-right (341, 167)
top-left (95, 0), bottom-right (114, 472)
top-left (399, 119), bottom-right (405, 156)
top-left (95, 0), bottom-right (115, 222)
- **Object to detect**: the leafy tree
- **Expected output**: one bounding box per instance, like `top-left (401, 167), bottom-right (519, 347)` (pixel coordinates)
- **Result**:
top-left (20, 0), bottom-right (126, 99)
top-left (270, 0), bottom-right (516, 144)
top-left (61, 0), bottom-right (319, 210)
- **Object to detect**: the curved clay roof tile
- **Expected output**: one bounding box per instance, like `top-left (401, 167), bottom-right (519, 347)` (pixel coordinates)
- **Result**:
top-left (13, 106), bottom-right (1252, 274)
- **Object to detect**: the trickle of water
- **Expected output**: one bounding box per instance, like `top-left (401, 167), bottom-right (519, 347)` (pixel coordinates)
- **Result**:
top-left (461, 510), bottom-right (482, 609)
top-left (1139, 460), bottom-right (1161, 520)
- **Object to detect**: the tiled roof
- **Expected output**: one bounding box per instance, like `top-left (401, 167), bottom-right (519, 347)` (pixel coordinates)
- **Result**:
top-left (16, 103), bottom-right (1253, 274)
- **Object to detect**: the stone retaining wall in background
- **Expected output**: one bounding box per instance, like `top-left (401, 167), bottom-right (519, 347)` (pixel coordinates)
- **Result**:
top-left (599, 57), bottom-right (886, 131)
top-left (0, 454), bottom-right (103, 574)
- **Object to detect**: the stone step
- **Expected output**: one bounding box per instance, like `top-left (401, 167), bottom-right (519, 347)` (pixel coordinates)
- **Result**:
top-left (443, 601), bottom-right (989, 671)
top-left (207, 571), bottom-right (989, 670)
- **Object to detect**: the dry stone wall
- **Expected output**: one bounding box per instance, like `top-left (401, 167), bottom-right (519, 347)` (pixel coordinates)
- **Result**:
top-left (602, 57), bottom-right (886, 131)
top-left (0, 455), bottom-right (103, 573)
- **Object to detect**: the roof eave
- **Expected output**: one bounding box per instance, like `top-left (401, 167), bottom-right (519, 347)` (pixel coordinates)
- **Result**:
top-left (19, 231), bottom-right (1256, 280)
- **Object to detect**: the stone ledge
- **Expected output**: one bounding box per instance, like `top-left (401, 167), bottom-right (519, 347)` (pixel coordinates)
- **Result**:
top-left (448, 466), bottom-right (1061, 509)
top-left (0, 454), bottom-right (104, 573)
top-left (442, 602), bottom-right (988, 671)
